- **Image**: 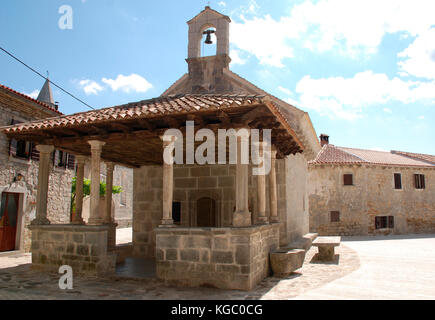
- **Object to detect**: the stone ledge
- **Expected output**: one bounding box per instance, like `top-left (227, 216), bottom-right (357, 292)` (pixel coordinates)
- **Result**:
top-left (28, 224), bottom-right (110, 233)
top-left (155, 223), bottom-right (280, 236)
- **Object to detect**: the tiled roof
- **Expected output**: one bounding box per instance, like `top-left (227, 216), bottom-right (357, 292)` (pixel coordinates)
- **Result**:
top-left (310, 144), bottom-right (435, 168)
top-left (391, 150), bottom-right (435, 165)
top-left (0, 83), bottom-right (62, 115)
top-left (2, 94), bottom-right (266, 134)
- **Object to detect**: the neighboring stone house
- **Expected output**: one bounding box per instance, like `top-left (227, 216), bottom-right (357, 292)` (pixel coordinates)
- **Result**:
top-left (0, 81), bottom-right (133, 253)
top-left (0, 81), bottom-right (74, 252)
top-left (309, 135), bottom-right (435, 236)
top-left (2, 7), bottom-right (320, 290)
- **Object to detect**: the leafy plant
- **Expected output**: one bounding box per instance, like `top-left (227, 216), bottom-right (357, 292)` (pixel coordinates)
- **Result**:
top-left (70, 177), bottom-right (123, 213)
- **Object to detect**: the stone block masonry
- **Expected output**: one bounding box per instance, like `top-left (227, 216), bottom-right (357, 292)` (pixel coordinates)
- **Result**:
top-left (155, 224), bottom-right (280, 291)
top-left (29, 225), bottom-right (116, 276)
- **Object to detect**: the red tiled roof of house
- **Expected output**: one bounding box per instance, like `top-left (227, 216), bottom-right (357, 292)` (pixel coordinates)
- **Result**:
top-left (391, 150), bottom-right (435, 165)
top-left (2, 94), bottom-right (267, 133)
top-left (310, 144), bottom-right (435, 168)
top-left (0, 83), bottom-right (63, 115)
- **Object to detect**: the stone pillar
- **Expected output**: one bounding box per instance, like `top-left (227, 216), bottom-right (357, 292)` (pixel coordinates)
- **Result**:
top-left (104, 162), bottom-right (115, 224)
top-left (31, 145), bottom-right (54, 225)
top-left (256, 142), bottom-right (268, 225)
top-left (72, 155), bottom-right (86, 225)
top-left (160, 136), bottom-right (175, 227)
top-left (88, 140), bottom-right (105, 225)
top-left (233, 130), bottom-right (252, 227)
top-left (269, 149), bottom-right (279, 223)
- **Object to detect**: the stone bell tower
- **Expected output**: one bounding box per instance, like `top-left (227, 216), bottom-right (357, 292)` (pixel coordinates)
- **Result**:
top-left (186, 6), bottom-right (233, 93)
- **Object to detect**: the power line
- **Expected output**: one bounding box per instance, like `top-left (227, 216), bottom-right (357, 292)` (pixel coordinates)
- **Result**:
top-left (0, 46), bottom-right (95, 110)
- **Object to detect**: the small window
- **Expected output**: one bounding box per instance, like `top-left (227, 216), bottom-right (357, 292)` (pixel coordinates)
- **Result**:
top-left (375, 216), bottom-right (394, 229)
top-left (414, 174), bottom-right (425, 189)
top-left (172, 202), bottom-right (181, 224)
top-left (394, 173), bottom-right (402, 190)
top-left (330, 211), bottom-right (340, 223)
top-left (343, 174), bottom-right (353, 186)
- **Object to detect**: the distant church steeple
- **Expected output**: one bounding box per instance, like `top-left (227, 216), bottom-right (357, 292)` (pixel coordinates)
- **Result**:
top-left (37, 75), bottom-right (58, 110)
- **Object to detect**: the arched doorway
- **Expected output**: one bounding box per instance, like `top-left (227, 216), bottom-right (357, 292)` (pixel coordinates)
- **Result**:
top-left (196, 197), bottom-right (216, 228)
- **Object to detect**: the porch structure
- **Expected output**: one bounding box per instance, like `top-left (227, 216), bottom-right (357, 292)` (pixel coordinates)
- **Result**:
top-left (3, 94), bottom-right (304, 290)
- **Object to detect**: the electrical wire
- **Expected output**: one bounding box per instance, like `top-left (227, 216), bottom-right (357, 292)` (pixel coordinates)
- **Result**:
top-left (0, 46), bottom-right (95, 110)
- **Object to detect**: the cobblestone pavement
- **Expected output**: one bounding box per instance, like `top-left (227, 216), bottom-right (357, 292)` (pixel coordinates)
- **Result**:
top-left (1, 233), bottom-right (434, 300)
top-left (0, 241), bottom-right (359, 300)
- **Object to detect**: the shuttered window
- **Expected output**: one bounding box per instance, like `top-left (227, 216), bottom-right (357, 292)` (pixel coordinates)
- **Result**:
top-left (375, 216), bottom-right (394, 229)
top-left (330, 211), bottom-right (340, 223)
top-left (343, 174), bottom-right (353, 186)
top-left (394, 173), bottom-right (402, 189)
top-left (9, 119), bottom-right (31, 160)
top-left (414, 174), bottom-right (425, 189)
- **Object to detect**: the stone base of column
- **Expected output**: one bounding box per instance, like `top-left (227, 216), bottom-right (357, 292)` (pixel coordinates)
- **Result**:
top-left (88, 218), bottom-right (104, 226)
top-left (71, 218), bottom-right (86, 225)
top-left (270, 217), bottom-right (280, 223)
top-left (233, 211), bottom-right (252, 227)
top-left (256, 216), bottom-right (269, 225)
top-left (30, 217), bottom-right (51, 226)
top-left (159, 219), bottom-right (176, 228)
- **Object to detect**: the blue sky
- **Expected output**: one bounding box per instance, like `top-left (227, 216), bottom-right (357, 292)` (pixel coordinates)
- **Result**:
top-left (0, 0), bottom-right (434, 154)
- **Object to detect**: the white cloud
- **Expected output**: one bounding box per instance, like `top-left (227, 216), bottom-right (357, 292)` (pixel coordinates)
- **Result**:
top-left (295, 70), bottom-right (435, 120)
top-left (398, 28), bottom-right (435, 80)
top-left (230, 0), bottom-right (435, 66)
top-left (79, 80), bottom-right (104, 95)
top-left (102, 74), bottom-right (153, 93)
top-left (230, 50), bottom-right (246, 66)
top-left (278, 86), bottom-right (293, 96)
top-left (24, 90), bottom-right (40, 99)
top-left (418, 116), bottom-right (425, 120)
top-left (218, 1), bottom-right (226, 7)
top-left (383, 108), bottom-right (392, 113)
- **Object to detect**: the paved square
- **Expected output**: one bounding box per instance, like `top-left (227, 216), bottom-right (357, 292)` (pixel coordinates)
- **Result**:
top-left (0, 232), bottom-right (434, 300)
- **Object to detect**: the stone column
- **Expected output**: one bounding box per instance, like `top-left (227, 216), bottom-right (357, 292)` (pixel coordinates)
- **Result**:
top-left (233, 130), bottom-right (252, 227)
top-left (104, 162), bottom-right (115, 224)
top-left (88, 140), bottom-right (106, 225)
top-left (160, 136), bottom-right (175, 227)
top-left (256, 142), bottom-right (268, 225)
top-left (72, 155), bottom-right (86, 225)
top-left (269, 149), bottom-right (279, 223)
top-left (31, 145), bottom-right (54, 225)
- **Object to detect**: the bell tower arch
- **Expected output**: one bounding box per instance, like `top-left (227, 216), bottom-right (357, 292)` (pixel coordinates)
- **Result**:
top-left (185, 6), bottom-right (233, 93)
top-left (187, 6), bottom-right (230, 59)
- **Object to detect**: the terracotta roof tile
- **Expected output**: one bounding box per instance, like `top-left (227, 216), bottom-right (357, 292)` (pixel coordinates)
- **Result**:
top-left (0, 83), bottom-right (63, 115)
top-left (391, 150), bottom-right (435, 165)
top-left (2, 94), bottom-right (266, 134)
top-left (310, 144), bottom-right (435, 168)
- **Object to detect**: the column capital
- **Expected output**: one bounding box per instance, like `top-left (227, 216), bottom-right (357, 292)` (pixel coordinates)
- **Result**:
top-left (88, 140), bottom-right (106, 150)
top-left (35, 145), bottom-right (54, 154)
top-left (76, 155), bottom-right (87, 164)
top-left (106, 162), bottom-right (115, 171)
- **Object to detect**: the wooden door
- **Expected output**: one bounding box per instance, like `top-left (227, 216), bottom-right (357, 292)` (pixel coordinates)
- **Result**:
top-left (197, 197), bottom-right (216, 228)
top-left (0, 193), bottom-right (19, 252)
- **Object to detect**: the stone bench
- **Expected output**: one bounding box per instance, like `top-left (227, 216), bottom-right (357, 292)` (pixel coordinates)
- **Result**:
top-left (286, 233), bottom-right (319, 252)
top-left (312, 236), bottom-right (341, 261)
top-left (270, 249), bottom-right (306, 278)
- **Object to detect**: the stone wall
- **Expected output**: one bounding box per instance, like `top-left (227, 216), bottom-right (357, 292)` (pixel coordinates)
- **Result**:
top-left (132, 159), bottom-right (308, 258)
top-left (155, 224), bottom-right (279, 291)
top-left (0, 103), bottom-right (73, 252)
top-left (308, 165), bottom-right (435, 236)
top-left (29, 225), bottom-right (116, 276)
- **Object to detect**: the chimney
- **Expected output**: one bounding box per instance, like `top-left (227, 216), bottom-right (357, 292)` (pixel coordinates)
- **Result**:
top-left (320, 134), bottom-right (329, 147)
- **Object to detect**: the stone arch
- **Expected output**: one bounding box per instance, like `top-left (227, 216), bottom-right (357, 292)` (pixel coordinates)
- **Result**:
top-left (188, 189), bottom-right (222, 227)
